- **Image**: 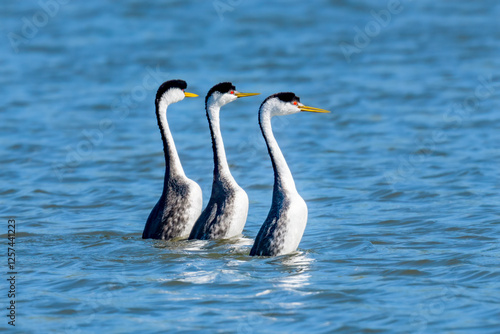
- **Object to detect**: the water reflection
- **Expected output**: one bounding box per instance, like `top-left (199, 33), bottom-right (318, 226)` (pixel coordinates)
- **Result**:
top-left (271, 253), bottom-right (314, 290)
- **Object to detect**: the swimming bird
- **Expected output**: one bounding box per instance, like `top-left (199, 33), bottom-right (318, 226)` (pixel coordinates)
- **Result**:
top-left (250, 92), bottom-right (330, 256)
top-left (142, 80), bottom-right (203, 240)
top-left (189, 82), bottom-right (259, 240)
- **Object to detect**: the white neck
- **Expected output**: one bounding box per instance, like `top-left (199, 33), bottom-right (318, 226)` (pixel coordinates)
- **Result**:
top-left (157, 99), bottom-right (185, 179)
top-left (207, 103), bottom-right (233, 181)
top-left (259, 103), bottom-right (297, 196)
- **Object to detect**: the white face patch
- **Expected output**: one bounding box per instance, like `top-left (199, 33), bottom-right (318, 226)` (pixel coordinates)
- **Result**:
top-left (207, 91), bottom-right (238, 109)
top-left (159, 88), bottom-right (186, 107)
top-left (266, 98), bottom-right (301, 117)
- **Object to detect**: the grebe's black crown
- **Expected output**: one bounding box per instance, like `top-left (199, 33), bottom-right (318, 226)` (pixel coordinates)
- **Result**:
top-left (156, 80), bottom-right (187, 102)
top-left (261, 92), bottom-right (301, 108)
top-left (206, 82), bottom-right (236, 105)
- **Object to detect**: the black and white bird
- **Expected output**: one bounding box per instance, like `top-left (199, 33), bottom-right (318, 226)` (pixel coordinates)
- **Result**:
top-left (250, 92), bottom-right (330, 256)
top-left (189, 82), bottom-right (259, 240)
top-left (142, 80), bottom-right (203, 240)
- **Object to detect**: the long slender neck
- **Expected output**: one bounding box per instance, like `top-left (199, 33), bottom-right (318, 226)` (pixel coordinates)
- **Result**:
top-left (156, 100), bottom-right (185, 182)
top-left (207, 103), bottom-right (233, 182)
top-left (259, 106), bottom-right (297, 196)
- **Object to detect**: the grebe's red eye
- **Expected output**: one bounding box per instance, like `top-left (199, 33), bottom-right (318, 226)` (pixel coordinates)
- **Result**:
top-left (293, 101), bottom-right (298, 105)
top-left (230, 91), bottom-right (234, 94)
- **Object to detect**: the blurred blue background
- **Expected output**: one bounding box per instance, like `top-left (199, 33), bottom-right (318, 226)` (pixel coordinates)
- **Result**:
top-left (1, 0), bottom-right (499, 332)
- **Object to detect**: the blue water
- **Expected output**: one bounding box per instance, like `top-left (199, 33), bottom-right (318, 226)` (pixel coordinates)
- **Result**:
top-left (1, 0), bottom-right (500, 333)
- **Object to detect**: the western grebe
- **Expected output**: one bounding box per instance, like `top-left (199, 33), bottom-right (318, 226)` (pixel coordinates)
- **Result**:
top-left (250, 92), bottom-right (330, 256)
top-left (189, 82), bottom-right (259, 240)
top-left (142, 80), bottom-right (203, 240)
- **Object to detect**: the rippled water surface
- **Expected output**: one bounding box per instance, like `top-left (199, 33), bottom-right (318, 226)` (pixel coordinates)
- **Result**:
top-left (1, 0), bottom-right (500, 333)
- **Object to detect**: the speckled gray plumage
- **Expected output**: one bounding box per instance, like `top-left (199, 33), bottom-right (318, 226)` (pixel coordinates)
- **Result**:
top-left (250, 192), bottom-right (291, 256)
top-left (189, 177), bottom-right (238, 240)
top-left (142, 176), bottom-right (195, 240)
